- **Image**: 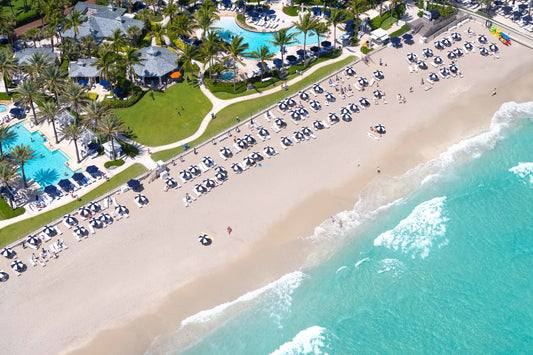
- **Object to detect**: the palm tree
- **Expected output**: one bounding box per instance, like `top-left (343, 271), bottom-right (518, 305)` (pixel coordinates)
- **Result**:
top-left (0, 124), bottom-right (17, 157)
top-left (200, 30), bottom-right (221, 84)
top-left (61, 122), bottom-right (85, 163)
top-left (269, 28), bottom-right (296, 69)
top-left (151, 23), bottom-right (165, 45)
top-left (168, 13), bottom-right (196, 38)
top-left (63, 10), bottom-right (85, 47)
top-left (0, 49), bottom-right (17, 95)
top-left (163, 1), bottom-right (179, 23)
top-left (97, 115), bottom-right (125, 161)
top-left (226, 36), bottom-right (249, 92)
top-left (109, 29), bottom-right (126, 53)
top-left (83, 100), bottom-right (111, 142)
top-left (195, 7), bottom-right (219, 37)
top-left (14, 81), bottom-right (42, 125)
top-left (93, 49), bottom-right (117, 85)
top-left (327, 9), bottom-right (346, 48)
top-left (248, 45), bottom-right (274, 80)
top-left (349, 0), bottom-right (369, 33)
top-left (122, 48), bottom-right (144, 96)
top-left (40, 65), bottom-right (68, 103)
top-left (61, 82), bottom-right (90, 120)
top-left (313, 22), bottom-right (329, 52)
top-left (10, 144), bottom-right (35, 188)
top-left (80, 35), bottom-right (95, 57)
top-left (38, 101), bottom-right (63, 144)
top-left (0, 161), bottom-right (20, 209)
top-left (25, 27), bottom-right (41, 47)
top-left (293, 13), bottom-right (319, 64)
top-left (178, 44), bottom-right (198, 88)
top-left (126, 25), bottom-right (142, 46)
top-left (24, 52), bottom-right (53, 80)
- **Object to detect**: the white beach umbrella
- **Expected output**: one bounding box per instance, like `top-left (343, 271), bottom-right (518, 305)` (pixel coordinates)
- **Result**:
top-left (11, 260), bottom-right (24, 272)
top-left (313, 84), bottom-right (323, 93)
top-left (480, 47), bottom-right (489, 56)
top-left (202, 156), bottom-right (215, 167)
top-left (345, 66), bottom-right (356, 75)
top-left (281, 136), bottom-right (293, 146)
top-left (264, 146), bottom-right (276, 156)
top-left (375, 124), bottom-right (386, 134)
top-left (79, 206), bottom-right (91, 218)
top-left (434, 40), bottom-right (443, 49)
top-left (244, 134), bottom-right (256, 145)
top-left (251, 152), bottom-right (263, 161)
top-left (373, 70), bottom-right (384, 79)
top-left (291, 110), bottom-right (301, 120)
top-left (442, 38), bottom-right (451, 47)
top-left (451, 32), bottom-right (461, 41)
top-left (231, 163), bottom-right (243, 173)
top-left (298, 106), bottom-right (308, 116)
top-left (259, 127), bottom-right (269, 137)
top-left (464, 42), bottom-right (474, 51)
top-left (215, 166), bottom-right (227, 175)
top-left (180, 170), bottom-right (193, 180)
top-left (313, 120), bottom-right (325, 130)
top-left (310, 100), bottom-right (321, 109)
top-left (453, 47), bottom-right (463, 57)
top-left (63, 214), bottom-right (78, 226)
top-left (328, 113), bottom-right (339, 122)
top-left (42, 225), bottom-right (55, 236)
top-left (417, 60), bottom-right (427, 69)
top-left (299, 91), bottom-right (310, 100)
top-left (489, 43), bottom-right (498, 52)
top-left (447, 51), bottom-right (456, 60)
top-left (373, 90), bottom-right (383, 98)
top-left (340, 107), bottom-right (350, 115)
top-left (243, 156), bottom-right (255, 166)
top-left (407, 52), bottom-right (417, 62)
top-left (89, 217), bottom-right (103, 228)
top-left (478, 34), bottom-right (487, 44)
top-left (215, 172), bottom-right (227, 181)
top-left (275, 118), bottom-right (286, 128)
top-left (293, 131), bottom-right (305, 141)
top-left (189, 165), bottom-right (201, 176)
top-left (74, 226), bottom-right (87, 236)
top-left (0, 270), bottom-right (8, 281)
top-left (286, 97), bottom-right (296, 107)
top-left (220, 147), bottom-right (232, 158)
top-left (88, 201), bottom-right (101, 213)
top-left (135, 194), bottom-right (148, 205)
top-left (359, 97), bottom-right (370, 106)
top-left (198, 234), bottom-right (212, 246)
top-left (203, 179), bottom-right (216, 188)
top-left (165, 177), bottom-right (177, 187)
top-left (325, 92), bottom-right (335, 102)
top-left (423, 48), bottom-right (433, 57)
top-left (301, 127), bottom-right (313, 136)
top-left (278, 101), bottom-right (288, 111)
top-left (440, 67), bottom-right (450, 76)
top-left (348, 103), bottom-right (359, 113)
top-left (449, 64), bottom-right (458, 73)
top-left (358, 77), bottom-right (368, 86)
top-left (434, 56), bottom-right (443, 65)
top-left (429, 72), bottom-right (439, 81)
top-left (99, 213), bottom-right (112, 224)
top-left (1, 247), bottom-right (15, 259)
top-left (115, 205), bottom-right (128, 215)
top-left (341, 113), bottom-right (352, 122)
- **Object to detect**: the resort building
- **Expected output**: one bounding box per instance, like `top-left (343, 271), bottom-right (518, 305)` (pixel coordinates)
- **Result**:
top-left (61, 3), bottom-right (144, 43)
top-left (68, 58), bottom-right (101, 86)
top-left (132, 46), bottom-right (179, 86)
top-left (13, 47), bottom-right (58, 65)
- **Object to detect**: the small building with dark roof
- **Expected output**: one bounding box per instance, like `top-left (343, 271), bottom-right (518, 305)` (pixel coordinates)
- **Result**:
top-left (68, 58), bottom-right (101, 84)
top-left (132, 46), bottom-right (179, 86)
top-left (13, 47), bottom-right (58, 66)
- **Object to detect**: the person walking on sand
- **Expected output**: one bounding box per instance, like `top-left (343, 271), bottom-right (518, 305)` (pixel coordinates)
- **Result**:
top-left (227, 226), bottom-right (232, 235)
top-left (492, 88), bottom-right (497, 96)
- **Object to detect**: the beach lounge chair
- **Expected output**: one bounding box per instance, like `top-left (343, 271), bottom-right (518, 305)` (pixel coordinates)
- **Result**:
top-left (232, 143), bottom-right (242, 154)
top-left (39, 232), bottom-right (51, 242)
top-left (88, 224), bottom-right (95, 234)
top-left (199, 163), bottom-right (209, 173)
top-left (183, 197), bottom-right (189, 207)
top-left (72, 231), bottom-right (81, 242)
top-left (271, 124), bottom-right (281, 133)
top-left (103, 198), bottom-right (109, 209)
top-left (28, 256), bottom-right (36, 267)
top-left (111, 197), bottom-right (118, 207)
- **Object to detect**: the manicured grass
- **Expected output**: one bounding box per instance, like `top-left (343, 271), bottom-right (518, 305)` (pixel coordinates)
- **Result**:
top-left (151, 56), bottom-right (356, 162)
top-left (114, 83), bottom-right (212, 147)
top-left (0, 199), bottom-right (25, 220)
top-left (0, 164), bottom-right (147, 247)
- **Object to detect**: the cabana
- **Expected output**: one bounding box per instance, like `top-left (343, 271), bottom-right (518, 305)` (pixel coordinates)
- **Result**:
top-left (68, 58), bottom-right (101, 86)
top-left (371, 28), bottom-right (390, 45)
top-left (132, 46), bottom-right (179, 87)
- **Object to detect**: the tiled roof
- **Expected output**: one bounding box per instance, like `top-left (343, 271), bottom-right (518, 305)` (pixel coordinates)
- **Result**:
top-left (132, 46), bottom-right (179, 78)
top-left (13, 47), bottom-right (57, 65)
top-left (68, 58), bottom-right (100, 78)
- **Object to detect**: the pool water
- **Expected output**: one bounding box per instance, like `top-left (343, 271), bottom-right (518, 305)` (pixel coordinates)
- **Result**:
top-left (0, 104), bottom-right (7, 113)
top-left (212, 17), bottom-right (319, 59)
top-left (220, 70), bottom-right (235, 80)
top-left (2, 121), bottom-right (74, 187)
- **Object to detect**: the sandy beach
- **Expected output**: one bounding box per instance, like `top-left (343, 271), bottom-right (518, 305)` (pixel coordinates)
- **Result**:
top-left (1, 21), bottom-right (532, 355)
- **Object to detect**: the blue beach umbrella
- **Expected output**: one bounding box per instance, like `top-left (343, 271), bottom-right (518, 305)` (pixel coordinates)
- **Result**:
top-left (127, 179), bottom-right (140, 189)
top-left (402, 33), bottom-right (413, 41)
top-left (86, 165), bottom-right (99, 174)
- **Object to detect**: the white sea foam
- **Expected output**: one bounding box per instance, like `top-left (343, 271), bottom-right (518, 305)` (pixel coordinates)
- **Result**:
top-left (270, 326), bottom-right (328, 355)
top-left (374, 197), bottom-right (449, 259)
top-left (181, 271), bottom-right (306, 326)
top-left (355, 257), bottom-right (370, 268)
top-left (377, 258), bottom-right (404, 275)
top-left (509, 162), bottom-right (533, 185)
top-left (335, 266), bottom-right (347, 274)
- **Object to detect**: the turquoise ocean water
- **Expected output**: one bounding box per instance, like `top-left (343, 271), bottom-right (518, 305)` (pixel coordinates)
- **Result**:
top-left (148, 102), bottom-right (533, 354)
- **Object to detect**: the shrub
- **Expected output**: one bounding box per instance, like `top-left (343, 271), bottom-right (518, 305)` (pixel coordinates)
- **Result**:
top-left (361, 46), bottom-right (374, 54)
top-left (418, 10), bottom-right (424, 17)
top-left (87, 92), bottom-right (98, 100)
top-left (103, 86), bottom-right (145, 108)
top-left (104, 159), bottom-right (125, 169)
top-left (120, 141), bottom-right (139, 158)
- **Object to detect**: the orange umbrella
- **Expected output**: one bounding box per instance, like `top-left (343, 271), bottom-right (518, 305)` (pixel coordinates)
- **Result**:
top-left (170, 72), bottom-right (182, 79)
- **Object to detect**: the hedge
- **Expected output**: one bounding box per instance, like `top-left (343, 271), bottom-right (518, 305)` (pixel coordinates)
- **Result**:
top-left (390, 25), bottom-right (411, 38)
top-left (103, 87), bottom-right (145, 109)
top-left (104, 159), bottom-right (125, 169)
top-left (361, 46), bottom-right (374, 54)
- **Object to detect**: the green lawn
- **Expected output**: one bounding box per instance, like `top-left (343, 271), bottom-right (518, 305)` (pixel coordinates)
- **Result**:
top-left (0, 163), bottom-right (147, 247)
top-left (0, 199), bottom-right (25, 220)
top-left (114, 83), bottom-right (213, 147)
top-left (151, 55), bottom-right (356, 162)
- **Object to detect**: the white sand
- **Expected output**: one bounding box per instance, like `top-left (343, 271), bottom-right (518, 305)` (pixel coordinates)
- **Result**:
top-left (0, 22), bottom-right (532, 355)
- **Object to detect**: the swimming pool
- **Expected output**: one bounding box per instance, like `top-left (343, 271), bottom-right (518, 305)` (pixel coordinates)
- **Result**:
top-left (220, 70), bottom-right (235, 80)
top-left (211, 17), bottom-right (318, 59)
top-left (2, 122), bottom-right (74, 187)
top-left (0, 104), bottom-right (7, 113)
